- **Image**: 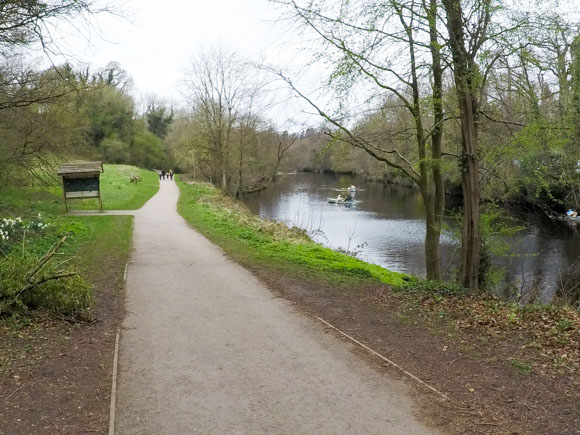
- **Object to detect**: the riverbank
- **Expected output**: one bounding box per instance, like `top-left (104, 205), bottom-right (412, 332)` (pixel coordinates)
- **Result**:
top-left (0, 165), bottom-right (158, 432)
top-left (177, 179), bottom-right (579, 434)
top-left (242, 170), bottom-right (580, 306)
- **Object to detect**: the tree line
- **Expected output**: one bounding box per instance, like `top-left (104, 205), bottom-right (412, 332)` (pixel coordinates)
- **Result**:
top-left (0, 2), bottom-right (178, 183)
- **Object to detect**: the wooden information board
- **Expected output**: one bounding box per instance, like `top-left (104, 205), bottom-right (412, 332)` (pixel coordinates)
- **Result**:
top-left (57, 161), bottom-right (104, 211)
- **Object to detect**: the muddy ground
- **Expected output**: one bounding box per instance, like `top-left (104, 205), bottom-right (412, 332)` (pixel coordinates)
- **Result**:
top-left (0, 248), bottom-right (125, 434)
top-left (251, 267), bottom-right (579, 435)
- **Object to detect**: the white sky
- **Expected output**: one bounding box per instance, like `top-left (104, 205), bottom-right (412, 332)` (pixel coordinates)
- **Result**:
top-left (47, 0), bottom-right (320, 126)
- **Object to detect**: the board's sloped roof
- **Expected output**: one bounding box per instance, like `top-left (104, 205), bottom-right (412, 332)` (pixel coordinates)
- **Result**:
top-left (57, 161), bottom-right (103, 176)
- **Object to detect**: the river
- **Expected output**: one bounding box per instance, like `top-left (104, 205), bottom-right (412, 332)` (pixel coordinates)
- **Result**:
top-left (242, 172), bottom-right (580, 303)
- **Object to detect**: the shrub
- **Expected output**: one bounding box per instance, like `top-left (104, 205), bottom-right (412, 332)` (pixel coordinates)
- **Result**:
top-left (0, 230), bottom-right (93, 319)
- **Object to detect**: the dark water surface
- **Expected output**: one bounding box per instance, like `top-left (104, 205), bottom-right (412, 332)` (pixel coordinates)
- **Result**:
top-left (243, 173), bottom-right (580, 302)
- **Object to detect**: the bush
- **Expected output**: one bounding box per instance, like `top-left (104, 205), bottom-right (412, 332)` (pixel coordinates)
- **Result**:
top-left (0, 224), bottom-right (93, 319)
top-left (1, 251), bottom-right (93, 318)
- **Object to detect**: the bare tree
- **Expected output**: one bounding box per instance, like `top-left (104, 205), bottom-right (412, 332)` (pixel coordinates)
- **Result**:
top-left (0, 1), bottom-right (112, 52)
top-left (183, 47), bottom-right (271, 193)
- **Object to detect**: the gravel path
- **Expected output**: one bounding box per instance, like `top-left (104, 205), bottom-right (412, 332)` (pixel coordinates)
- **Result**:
top-left (115, 180), bottom-right (440, 434)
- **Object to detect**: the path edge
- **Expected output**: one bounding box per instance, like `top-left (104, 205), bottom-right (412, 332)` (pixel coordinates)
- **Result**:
top-left (108, 328), bottom-right (120, 435)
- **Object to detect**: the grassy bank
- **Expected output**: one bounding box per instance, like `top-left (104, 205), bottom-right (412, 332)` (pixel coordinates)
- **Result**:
top-left (0, 163), bottom-right (151, 432)
top-left (75, 164), bottom-right (159, 210)
top-left (177, 181), bottom-right (408, 287)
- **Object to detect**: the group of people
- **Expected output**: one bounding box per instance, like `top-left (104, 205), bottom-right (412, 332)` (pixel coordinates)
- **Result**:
top-left (159, 169), bottom-right (173, 180)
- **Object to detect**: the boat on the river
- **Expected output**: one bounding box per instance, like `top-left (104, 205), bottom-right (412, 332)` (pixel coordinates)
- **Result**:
top-left (327, 197), bottom-right (354, 206)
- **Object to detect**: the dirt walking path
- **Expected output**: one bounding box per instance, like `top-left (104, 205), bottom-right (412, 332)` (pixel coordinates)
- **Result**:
top-left (115, 180), bottom-right (440, 434)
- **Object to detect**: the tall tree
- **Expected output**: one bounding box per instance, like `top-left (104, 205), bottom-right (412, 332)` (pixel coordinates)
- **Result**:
top-left (273, 0), bottom-right (448, 280)
top-left (440, 0), bottom-right (486, 289)
top-left (571, 33), bottom-right (580, 207)
top-left (439, 0), bottom-right (541, 289)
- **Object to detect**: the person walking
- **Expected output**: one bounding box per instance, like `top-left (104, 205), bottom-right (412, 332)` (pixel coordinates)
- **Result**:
top-left (169, 169), bottom-right (174, 180)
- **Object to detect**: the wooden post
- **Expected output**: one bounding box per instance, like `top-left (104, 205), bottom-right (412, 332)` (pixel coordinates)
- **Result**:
top-left (62, 176), bottom-right (68, 212)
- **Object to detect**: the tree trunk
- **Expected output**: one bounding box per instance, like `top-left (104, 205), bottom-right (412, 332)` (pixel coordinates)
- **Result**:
top-left (427, 0), bottom-right (445, 282)
top-left (220, 141), bottom-right (228, 192)
top-left (424, 209), bottom-right (442, 280)
top-left (442, 0), bottom-right (481, 290)
top-left (460, 139), bottom-right (481, 290)
top-left (221, 167), bottom-right (227, 191)
top-left (572, 35), bottom-right (580, 152)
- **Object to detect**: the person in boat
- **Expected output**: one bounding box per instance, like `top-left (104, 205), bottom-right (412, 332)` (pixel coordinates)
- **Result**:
top-left (566, 209), bottom-right (578, 218)
top-left (345, 192), bottom-right (353, 201)
top-left (336, 194), bottom-right (344, 202)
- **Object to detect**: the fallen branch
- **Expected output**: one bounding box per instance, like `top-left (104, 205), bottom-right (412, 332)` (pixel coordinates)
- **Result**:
top-left (17, 272), bottom-right (78, 298)
top-left (4, 386), bottom-right (22, 401)
top-left (23, 236), bottom-right (68, 284)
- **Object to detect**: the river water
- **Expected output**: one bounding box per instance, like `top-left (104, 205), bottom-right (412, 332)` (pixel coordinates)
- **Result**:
top-left (243, 172), bottom-right (580, 303)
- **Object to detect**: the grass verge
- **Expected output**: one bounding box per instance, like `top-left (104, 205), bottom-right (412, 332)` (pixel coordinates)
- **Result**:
top-left (0, 163), bottom-right (158, 216)
top-left (0, 163), bottom-right (149, 431)
top-left (177, 181), bottom-right (409, 287)
top-left (74, 164), bottom-right (159, 210)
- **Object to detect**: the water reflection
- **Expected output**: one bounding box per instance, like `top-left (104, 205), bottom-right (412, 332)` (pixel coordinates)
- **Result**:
top-left (243, 172), bottom-right (580, 301)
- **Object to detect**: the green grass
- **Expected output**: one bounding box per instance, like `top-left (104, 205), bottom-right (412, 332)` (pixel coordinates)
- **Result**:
top-left (176, 180), bottom-right (409, 287)
top-left (55, 215), bottom-right (133, 267)
top-left (1, 214), bottom-right (133, 318)
top-left (0, 163), bottom-right (145, 319)
top-left (74, 164), bottom-right (159, 210)
top-left (0, 164), bottom-right (158, 216)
